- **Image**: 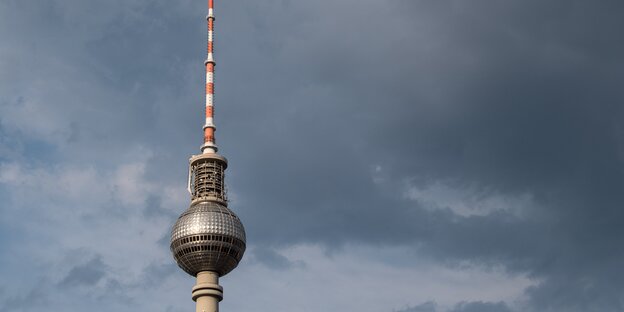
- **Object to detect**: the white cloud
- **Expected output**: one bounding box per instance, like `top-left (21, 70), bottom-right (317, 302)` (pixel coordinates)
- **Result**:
top-left (403, 180), bottom-right (534, 218)
top-left (222, 244), bottom-right (534, 312)
top-left (0, 155), bottom-right (185, 298)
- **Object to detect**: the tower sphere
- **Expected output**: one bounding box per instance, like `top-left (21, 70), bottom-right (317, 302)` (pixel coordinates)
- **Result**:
top-left (170, 201), bottom-right (246, 276)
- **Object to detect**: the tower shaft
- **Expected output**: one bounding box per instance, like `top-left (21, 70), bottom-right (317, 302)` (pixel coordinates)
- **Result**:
top-left (193, 271), bottom-right (222, 312)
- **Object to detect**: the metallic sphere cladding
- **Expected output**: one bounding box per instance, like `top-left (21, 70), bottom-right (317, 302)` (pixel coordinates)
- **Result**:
top-left (170, 201), bottom-right (246, 277)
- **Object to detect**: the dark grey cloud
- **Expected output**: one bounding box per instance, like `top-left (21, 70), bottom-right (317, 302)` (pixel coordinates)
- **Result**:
top-left (398, 301), bottom-right (438, 312)
top-left (0, 287), bottom-right (48, 312)
top-left (449, 301), bottom-right (512, 312)
top-left (217, 1), bottom-right (624, 311)
top-left (397, 301), bottom-right (511, 312)
top-left (250, 247), bottom-right (306, 271)
top-left (2, 0), bottom-right (624, 311)
top-left (138, 262), bottom-right (178, 287)
top-left (143, 194), bottom-right (177, 219)
top-left (59, 256), bottom-right (107, 288)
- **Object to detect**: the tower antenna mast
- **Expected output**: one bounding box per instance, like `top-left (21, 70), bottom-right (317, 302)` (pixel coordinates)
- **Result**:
top-left (202, 0), bottom-right (217, 154)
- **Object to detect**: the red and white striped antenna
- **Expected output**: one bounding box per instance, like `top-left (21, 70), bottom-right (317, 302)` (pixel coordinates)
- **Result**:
top-left (201, 0), bottom-right (217, 154)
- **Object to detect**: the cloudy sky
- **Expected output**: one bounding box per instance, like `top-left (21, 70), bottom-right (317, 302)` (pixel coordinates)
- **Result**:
top-left (1, 0), bottom-right (624, 311)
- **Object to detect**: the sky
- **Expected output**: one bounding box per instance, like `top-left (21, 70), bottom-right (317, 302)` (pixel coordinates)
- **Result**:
top-left (1, 0), bottom-right (624, 311)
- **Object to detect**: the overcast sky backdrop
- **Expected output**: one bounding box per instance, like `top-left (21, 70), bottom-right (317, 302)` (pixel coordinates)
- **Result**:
top-left (1, 0), bottom-right (624, 311)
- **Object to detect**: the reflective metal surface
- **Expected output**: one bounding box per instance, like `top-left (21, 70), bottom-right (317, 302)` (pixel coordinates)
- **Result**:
top-left (171, 201), bottom-right (246, 276)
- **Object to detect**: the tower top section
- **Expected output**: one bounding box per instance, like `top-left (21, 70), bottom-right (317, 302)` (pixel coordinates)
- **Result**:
top-left (172, 1), bottom-right (246, 283)
top-left (201, 0), bottom-right (218, 154)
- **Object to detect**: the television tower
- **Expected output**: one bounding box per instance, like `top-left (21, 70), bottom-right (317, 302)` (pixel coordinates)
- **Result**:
top-left (170, 1), bottom-right (246, 311)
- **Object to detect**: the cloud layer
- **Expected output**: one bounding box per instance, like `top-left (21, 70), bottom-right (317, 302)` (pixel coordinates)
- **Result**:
top-left (1, 0), bottom-right (624, 311)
